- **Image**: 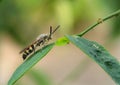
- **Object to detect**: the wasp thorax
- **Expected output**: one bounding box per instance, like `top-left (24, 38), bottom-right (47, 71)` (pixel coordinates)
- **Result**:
top-left (36, 34), bottom-right (48, 40)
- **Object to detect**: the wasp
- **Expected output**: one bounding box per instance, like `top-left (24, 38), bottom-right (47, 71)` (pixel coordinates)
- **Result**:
top-left (19, 25), bottom-right (60, 60)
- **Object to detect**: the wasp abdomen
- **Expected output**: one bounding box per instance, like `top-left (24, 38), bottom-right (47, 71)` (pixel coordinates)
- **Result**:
top-left (22, 44), bottom-right (35, 60)
top-left (22, 53), bottom-right (28, 60)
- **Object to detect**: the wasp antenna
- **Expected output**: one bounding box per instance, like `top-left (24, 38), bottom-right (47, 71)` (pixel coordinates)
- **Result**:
top-left (48, 26), bottom-right (53, 40)
top-left (52, 25), bottom-right (60, 34)
top-left (50, 26), bottom-right (52, 36)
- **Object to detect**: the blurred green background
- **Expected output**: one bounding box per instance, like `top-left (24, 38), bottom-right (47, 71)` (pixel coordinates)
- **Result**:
top-left (0, 0), bottom-right (120, 85)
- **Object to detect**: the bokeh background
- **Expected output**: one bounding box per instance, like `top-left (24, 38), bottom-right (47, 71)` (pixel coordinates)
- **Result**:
top-left (0, 0), bottom-right (120, 85)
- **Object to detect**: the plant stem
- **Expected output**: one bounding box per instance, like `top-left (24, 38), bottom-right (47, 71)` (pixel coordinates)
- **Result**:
top-left (78, 9), bottom-right (120, 37)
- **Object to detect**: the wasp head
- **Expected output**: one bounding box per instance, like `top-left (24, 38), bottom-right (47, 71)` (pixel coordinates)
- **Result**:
top-left (36, 25), bottom-right (60, 46)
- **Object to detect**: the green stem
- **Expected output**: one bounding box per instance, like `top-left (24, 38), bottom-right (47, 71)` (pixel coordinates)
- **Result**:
top-left (78, 9), bottom-right (120, 37)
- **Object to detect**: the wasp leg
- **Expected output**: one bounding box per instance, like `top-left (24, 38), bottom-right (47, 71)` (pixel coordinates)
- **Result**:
top-left (33, 47), bottom-right (35, 53)
top-left (43, 40), bottom-right (48, 47)
top-left (37, 40), bottom-right (43, 46)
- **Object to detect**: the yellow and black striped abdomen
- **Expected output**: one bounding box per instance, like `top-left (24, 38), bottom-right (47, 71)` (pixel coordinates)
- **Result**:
top-left (22, 44), bottom-right (35, 60)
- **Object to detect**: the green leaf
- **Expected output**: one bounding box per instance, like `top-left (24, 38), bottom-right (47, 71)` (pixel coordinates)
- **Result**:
top-left (66, 35), bottom-right (120, 84)
top-left (28, 69), bottom-right (53, 85)
top-left (8, 43), bottom-right (54, 85)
